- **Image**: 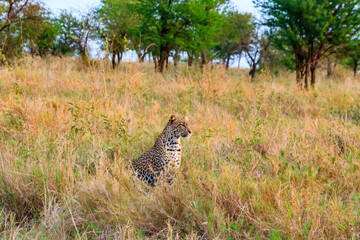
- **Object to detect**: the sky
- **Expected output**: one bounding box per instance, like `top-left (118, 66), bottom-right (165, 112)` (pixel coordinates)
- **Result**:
top-left (45, 0), bottom-right (258, 16)
top-left (45, 0), bottom-right (101, 13)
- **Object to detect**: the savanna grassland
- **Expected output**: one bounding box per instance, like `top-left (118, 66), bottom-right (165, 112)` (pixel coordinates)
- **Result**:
top-left (0, 57), bottom-right (360, 239)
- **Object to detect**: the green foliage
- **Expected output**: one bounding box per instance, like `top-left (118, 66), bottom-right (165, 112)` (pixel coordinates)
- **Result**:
top-left (21, 6), bottom-right (58, 57)
top-left (0, 1), bottom-right (42, 33)
top-left (245, 26), bottom-right (272, 78)
top-left (53, 10), bottom-right (81, 56)
top-left (0, 0), bottom-right (256, 72)
top-left (136, 0), bottom-right (194, 71)
top-left (133, 0), bottom-right (229, 71)
top-left (255, 0), bottom-right (360, 87)
top-left (214, 11), bottom-right (253, 69)
top-left (0, 1), bottom-right (59, 59)
top-left (65, 102), bottom-right (129, 141)
top-left (270, 231), bottom-right (282, 240)
top-left (178, 0), bottom-right (229, 66)
top-left (36, 21), bottom-right (57, 57)
top-left (341, 38), bottom-right (360, 76)
top-left (101, 114), bottom-right (129, 141)
top-left (96, 0), bottom-right (137, 67)
top-left (0, 1), bottom-right (45, 59)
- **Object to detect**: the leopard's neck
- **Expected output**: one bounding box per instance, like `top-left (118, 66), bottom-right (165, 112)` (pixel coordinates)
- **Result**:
top-left (165, 135), bottom-right (182, 168)
top-left (154, 126), bottom-right (182, 168)
top-left (163, 131), bottom-right (182, 168)
top-left (156, 125), bottom-right (181, 148)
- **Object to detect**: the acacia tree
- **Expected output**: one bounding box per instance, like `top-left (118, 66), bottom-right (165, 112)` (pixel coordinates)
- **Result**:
top-left (54, 10), bottom-right (95, 58)
top-left (0, 0), bottom-right (41, 33)
top-left (97, 0), bottom-right (137, 68)
top-left (342, 38), bottom-right (360, 76)
top-left (214, 11), bottom-right (253, 69)
top-left (255, 0), bottom-right (360, 88)
top-left (136, 0), bottom-right (228, 72)
top-left (194, 0), bottom-right (228, 68)
top-left (171, 0), bottom-right (228, 68)
top-left (0, 0), bottom-right (44, 59)
top-left (76, 11), bottom-right (95, 59)
top-left (21, 5), bottom-right (57, 57)
top-left (36, 22), bottom-right (57, 57)
top-left (136, 0), bottom-right (192, 72)
top-left (244, 27), bottom-right (272, 78)
top-left (53, 10), bottom-right (80, 56)
top-left (259, 41), bottom-right (294, 73)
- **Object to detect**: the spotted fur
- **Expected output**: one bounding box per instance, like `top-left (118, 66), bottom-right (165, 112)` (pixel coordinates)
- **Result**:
top-left (131, 115), bottom-right (192, 186)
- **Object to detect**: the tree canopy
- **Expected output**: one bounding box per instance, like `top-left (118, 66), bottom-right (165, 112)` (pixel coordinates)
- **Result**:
top-left (255, 0), bottom-right (360, 88)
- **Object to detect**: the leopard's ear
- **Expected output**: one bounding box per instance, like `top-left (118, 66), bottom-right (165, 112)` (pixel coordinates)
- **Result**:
top-left (169, 115), bottom-right (177, 123)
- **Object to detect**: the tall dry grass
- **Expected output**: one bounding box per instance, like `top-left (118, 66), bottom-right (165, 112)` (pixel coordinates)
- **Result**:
top-left (0, 57), bottom-right (360, 239)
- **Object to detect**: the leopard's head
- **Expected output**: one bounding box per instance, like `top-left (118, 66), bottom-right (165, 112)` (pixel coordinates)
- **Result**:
top-left (168, 115), bottom-right (192, 139)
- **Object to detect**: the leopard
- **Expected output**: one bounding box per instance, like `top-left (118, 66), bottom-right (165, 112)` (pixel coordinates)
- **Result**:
top-left (131, 115), bottom-right (192, 186)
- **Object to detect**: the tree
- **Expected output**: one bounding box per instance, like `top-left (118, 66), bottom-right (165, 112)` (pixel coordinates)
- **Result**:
top-left (255, 0), bottom-right (360, 88)
top-left (244, 26), bottom-right (272, 78)
top-left (36, 21), bottom-right (58, 57)
top-left (53, 10), bottom-right (80, 56)
top-left (136, 0), bottom-right (228, 72)
top-left (0, 0), bottom-right (44, 59)
top-left (21, 5), bottom-right (57, 57)
top-left (214, 11), bottom-right (253, 69)
top-left (96, 0), bottom-right (137, 68)
top-left (53, 10), bottom-right (96, 59)
top-left (136, 0), bottom-right (190, 72)
top-left (193, 0), bottom-right (228, 69)
top-left (0, 0), bottom-right (41, 33)
top-left (259, 43), bottom-right (295, 74)
top-left (75, 11), bottom-right (95, 59)
top-left (342, 38), bottom-right (360, 76)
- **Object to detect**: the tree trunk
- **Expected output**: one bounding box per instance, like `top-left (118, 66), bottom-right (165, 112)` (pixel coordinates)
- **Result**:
top-left (158, 43), bottom-right (170, 73)
top-left (138, 52), bottom-right (145, 63)
top-left (225, 54), bottom-right (231, 70)
top-left (296, 70), bottom-right (302, 88)
top-left (173, 50), bottom-right (179, 67)
top-left (117, 52), bottom-right (122, 66)
top-left (112, 52), bottom-right (116, 69)
top-left (153, 56), bottom-right (157, 70)
top-left (310, 63), bottom-right (316, 87)
top-left (327, 56), bottom-right (333, 78)
top-left (304, 62), bottom-right (309, 90)
top-left (354, 61), bottom-right (358, 77)
top-left (249, 63), bottom-right (256, 78)
top-left (237, 53), bottom-right (242, 68)
top-left (201, 52), bottom-right (207, 69)
top-left (165, 56), bottom-right (169, 69)
top-left (138, 52), bottom-right (146, 63)
top-left (295, 54), bottom-right (304, 88)
top-left (158, 53), bottom-right (167, 73)
top-left (30, 48), bottom-right (35, 58)
top-left (187, 52), bottom-right (193, 67)
top-left (158, 55), bottom-right (166, 73)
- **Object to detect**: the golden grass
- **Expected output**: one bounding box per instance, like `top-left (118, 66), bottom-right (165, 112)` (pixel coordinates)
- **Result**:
top-left (0, 57), bottom-right (360, 239)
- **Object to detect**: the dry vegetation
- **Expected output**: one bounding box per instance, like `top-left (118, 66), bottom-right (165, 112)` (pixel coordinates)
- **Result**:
top-left (0, 57), bottom-right (360, 239)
